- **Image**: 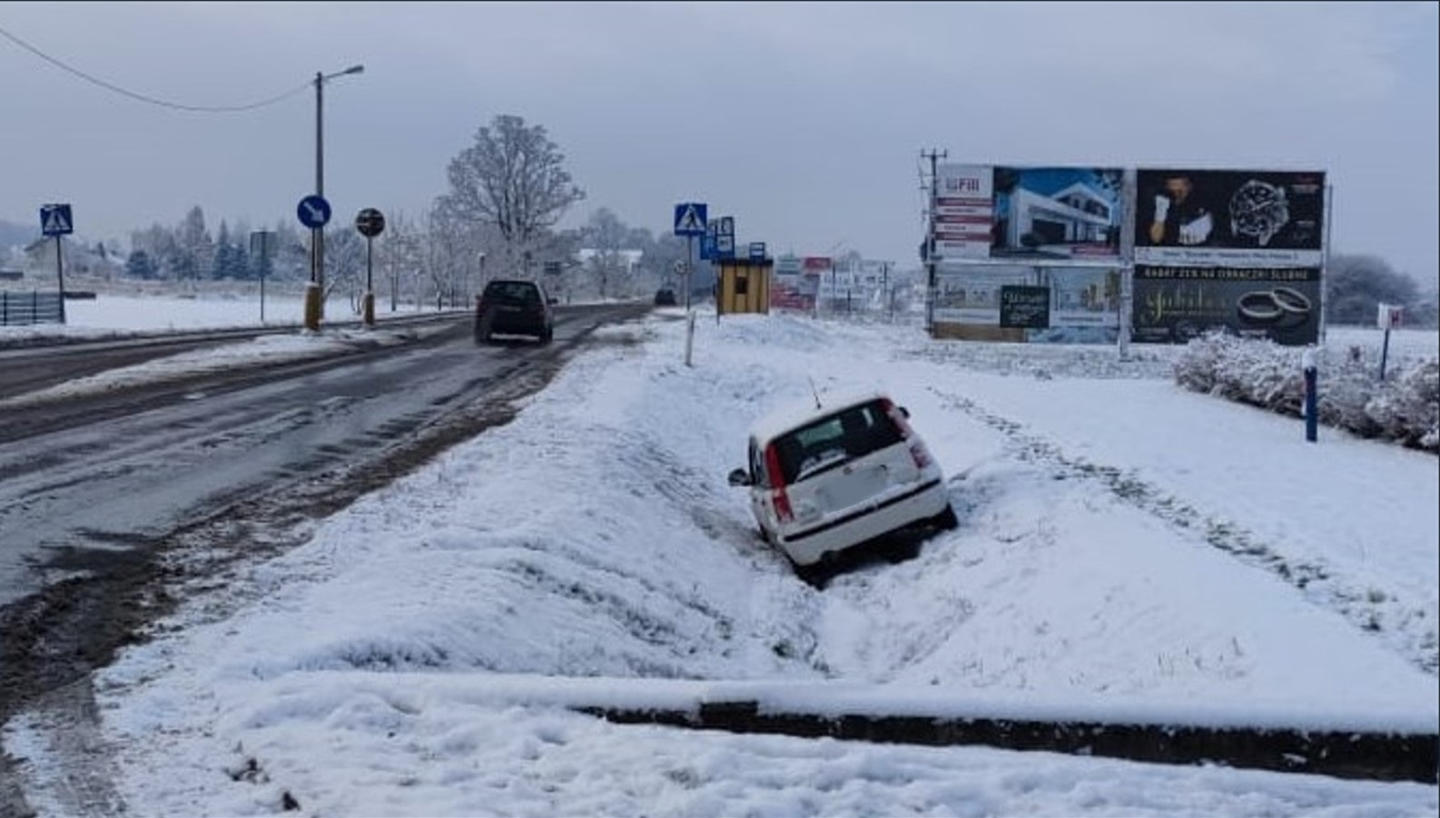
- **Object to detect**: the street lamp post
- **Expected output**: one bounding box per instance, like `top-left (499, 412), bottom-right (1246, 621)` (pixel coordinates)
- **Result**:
top-left (303, 64), bottom-right (364, 332)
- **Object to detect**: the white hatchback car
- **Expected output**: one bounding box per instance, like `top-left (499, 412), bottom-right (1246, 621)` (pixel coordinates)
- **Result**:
top-left (728, 390), bottom-right (957, 573)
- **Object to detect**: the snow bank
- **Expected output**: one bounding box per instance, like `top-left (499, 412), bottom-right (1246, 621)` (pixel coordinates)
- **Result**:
top-left (1175, 332), bottom-right (1439, 451)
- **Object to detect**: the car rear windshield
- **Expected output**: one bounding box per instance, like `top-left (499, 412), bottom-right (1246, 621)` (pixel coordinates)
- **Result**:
top-left (485, 281), bottom-right (541, 303)
top-left (771, 400), bottom-right (904, 483)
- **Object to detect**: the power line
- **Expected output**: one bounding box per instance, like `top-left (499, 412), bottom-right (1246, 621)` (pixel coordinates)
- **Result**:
top-left (0, 23), bottom-right (310, 112)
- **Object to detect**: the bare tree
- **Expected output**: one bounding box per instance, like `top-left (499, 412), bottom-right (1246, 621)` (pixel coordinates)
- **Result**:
top-left (324, 228), bottom-right (366, 314)
top-left (583, 207), bottom-right (631, 299)
top-left (436, 114), bottom-right (585, 269)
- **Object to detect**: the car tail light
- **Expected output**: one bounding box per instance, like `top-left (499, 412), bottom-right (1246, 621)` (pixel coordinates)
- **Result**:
top-left (909, 442), bottom-right (932, 469)
top-left (880, 398), bottom-right (914, 439)
top-left (763, 443), bottom-right (794, 523)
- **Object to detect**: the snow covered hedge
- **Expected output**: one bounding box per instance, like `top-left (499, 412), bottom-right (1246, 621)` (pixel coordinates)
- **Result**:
top-left (1174, 333), bottom-right (1439, 452)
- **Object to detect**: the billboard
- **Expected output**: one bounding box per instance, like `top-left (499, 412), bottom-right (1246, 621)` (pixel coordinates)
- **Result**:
top-left (1131, 265), bottom-right (1320, 346)
top-left (934, 165), bottom-right (1124, 264)
top-left (1134, 169), bottom-right (1325, 268)
top-left (935, 265), bottom-right (1121, 342)
top-left (934, 165), bottom-right (993, 260)
top-left (991, 167), bottom-right (1124, 262)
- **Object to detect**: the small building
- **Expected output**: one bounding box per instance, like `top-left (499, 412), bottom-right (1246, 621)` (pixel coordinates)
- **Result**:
top-left (716, 258), bottom-right (771, 315)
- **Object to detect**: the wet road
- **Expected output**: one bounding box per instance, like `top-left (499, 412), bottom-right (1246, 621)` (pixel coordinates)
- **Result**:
top-left (0, 303), bottom-right (642, 607)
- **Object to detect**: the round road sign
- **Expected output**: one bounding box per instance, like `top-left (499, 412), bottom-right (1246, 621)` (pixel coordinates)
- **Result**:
top-left (355, 207), bottom-right (386, 238)
top-left (296, 195), bottom-right (331, 229)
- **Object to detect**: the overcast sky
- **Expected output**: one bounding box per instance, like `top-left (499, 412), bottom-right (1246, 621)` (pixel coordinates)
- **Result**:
top-left (1, 1), bottom-right (1436, 282)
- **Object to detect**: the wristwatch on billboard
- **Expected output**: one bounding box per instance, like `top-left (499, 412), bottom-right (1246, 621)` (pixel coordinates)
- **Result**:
top-left (1230, 180), bottom-right (1291, 247)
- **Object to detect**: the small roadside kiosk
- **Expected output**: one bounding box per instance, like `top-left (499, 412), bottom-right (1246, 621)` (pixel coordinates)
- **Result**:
top-left (716, 258), bottom-right (772, 316)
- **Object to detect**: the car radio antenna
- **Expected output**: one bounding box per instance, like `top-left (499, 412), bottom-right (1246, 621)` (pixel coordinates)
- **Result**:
top-left (807, 377), bottom-right (822, 410)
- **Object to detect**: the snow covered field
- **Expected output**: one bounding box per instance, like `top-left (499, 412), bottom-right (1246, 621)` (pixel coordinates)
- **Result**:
top-left (0, 323), bottom-right (457, 409)
top-left (0, 292), bottom-right (454, 343)
top-left (6, 311), bottom-right (1436, 816)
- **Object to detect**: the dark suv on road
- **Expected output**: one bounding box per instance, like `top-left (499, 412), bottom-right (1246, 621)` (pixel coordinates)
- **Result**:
top-left (475, 279), bottom-right (554, 344)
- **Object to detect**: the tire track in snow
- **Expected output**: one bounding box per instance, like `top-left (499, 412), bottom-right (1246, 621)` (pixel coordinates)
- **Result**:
top-left (927, 386), bottom-right (1438, 676)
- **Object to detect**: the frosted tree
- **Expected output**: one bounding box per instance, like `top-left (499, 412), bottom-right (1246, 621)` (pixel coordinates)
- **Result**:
top-left (436, 114), bottom-right (585, 272)
top-left (582, 207), bottom-right (632, 299)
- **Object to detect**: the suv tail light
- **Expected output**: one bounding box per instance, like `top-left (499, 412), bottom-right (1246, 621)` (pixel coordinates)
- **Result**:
top-left (763, 443), bottom-right (794, 523)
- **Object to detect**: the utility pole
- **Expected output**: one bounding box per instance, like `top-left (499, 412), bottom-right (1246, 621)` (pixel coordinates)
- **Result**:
top-left (303, 64), bottom-right (362, 331)
top-left (921, 148), bottom-right (947, 336)
top-left (309, 71), bottom-right (324, 327)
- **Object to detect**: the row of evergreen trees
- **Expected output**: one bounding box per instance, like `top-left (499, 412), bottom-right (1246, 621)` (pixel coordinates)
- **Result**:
top-left (126, 206), bottom-right (302, 282)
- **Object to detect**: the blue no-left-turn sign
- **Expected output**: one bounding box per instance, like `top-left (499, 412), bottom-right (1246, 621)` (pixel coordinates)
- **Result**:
top-left (297, 195), bottom-right (332, 229)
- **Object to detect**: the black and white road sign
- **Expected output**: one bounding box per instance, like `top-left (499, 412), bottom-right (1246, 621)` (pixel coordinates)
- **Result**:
top-left (355, 208), bottom-right (386, 238)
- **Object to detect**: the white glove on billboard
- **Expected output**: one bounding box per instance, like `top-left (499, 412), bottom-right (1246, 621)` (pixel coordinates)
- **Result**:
top-left (1179, 212), bottom-right (1213, 245)
top-left (1153, 195), bottom-right (1170, 223)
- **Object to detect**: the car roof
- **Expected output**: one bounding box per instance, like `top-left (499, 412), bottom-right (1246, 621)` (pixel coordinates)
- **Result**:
top-left (486, 278), bottom-right (540, 287)
top-left (749, 388), bottom-right (889, 447)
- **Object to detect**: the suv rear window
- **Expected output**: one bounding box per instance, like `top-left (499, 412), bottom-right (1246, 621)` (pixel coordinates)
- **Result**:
top-left (484, 281), bottom-right (541, 302)
top-left (771, 400), bottom-right (904, 483)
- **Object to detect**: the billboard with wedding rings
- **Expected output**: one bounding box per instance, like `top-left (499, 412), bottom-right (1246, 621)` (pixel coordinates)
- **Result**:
top-left (1131, 266), bottom-right (1320, 345)
top-left (1131, 168), bottom-right (1325, 344)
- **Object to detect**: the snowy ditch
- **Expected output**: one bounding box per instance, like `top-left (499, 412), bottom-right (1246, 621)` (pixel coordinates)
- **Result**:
top-left (8, 313), bottom-right (1437, 813)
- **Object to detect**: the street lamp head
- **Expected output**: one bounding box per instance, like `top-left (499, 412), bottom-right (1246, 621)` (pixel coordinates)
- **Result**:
top-left (342, 64), bottom-right (365, 75)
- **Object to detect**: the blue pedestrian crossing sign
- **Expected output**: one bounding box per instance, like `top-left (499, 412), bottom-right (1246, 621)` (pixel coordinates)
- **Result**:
top-left (749, 242), bottom-right (766, 260)
top-left (673, 202), bottom-right (707, 236)
top-left (40, 204), bottom-right (74, 236)
top-left (297, 195), bottom-right (332, 229)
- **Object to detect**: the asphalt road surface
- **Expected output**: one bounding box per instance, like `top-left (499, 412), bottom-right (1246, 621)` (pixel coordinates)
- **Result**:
top-left (0, 302), bottom-right (645, 724)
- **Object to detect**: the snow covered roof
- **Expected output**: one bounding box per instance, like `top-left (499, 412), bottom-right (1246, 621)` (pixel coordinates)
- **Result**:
top-left (748, 387), bottom-right (888, 445)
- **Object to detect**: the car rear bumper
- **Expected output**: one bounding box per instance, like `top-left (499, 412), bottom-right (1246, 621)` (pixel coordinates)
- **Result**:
top-left (775, 477), bottom-right (948, 566)
top-left (479, 311), bottom-right (548, 336)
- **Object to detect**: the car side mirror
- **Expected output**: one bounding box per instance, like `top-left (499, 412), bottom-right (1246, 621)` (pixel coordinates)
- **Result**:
top-left (547, 296), bottom-right (558, 306)
top-left (898, 406), bottom-right (911, 419)
top-left (727, 468), bottom-right (752, 487)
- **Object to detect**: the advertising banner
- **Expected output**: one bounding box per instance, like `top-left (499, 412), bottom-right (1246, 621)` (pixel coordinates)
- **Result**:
top-left (936, 265), bottom-right (1121, 343)
top-left (934, 164), bottom-right (993, 260)
top-left (991, 167), bottom-right (1124, 262)
top-left (999, 286), bottom-right (1050, 328)
top-left (1131, 265), bottom-right (1320, 345)
top-left (1134, 169), bottom-right (1325, 268)
top-left (934, 265), bottom-right (1030, 324)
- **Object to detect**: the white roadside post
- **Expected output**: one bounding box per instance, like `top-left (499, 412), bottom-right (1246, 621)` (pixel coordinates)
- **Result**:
top-left (685, 302), bottom-right (697, 367)
top-left (1377, 303), bottom-right (1401, 381)
top-left (672, 202), bottom-right (708, 367)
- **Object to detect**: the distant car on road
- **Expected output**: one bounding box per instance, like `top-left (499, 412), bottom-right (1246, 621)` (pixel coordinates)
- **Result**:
top-left (654, 287), bottom-right (678, 306)
top-left (729, 390), bottom-right (957, 581)
top-left (475, 279), bottom-right (554, 344)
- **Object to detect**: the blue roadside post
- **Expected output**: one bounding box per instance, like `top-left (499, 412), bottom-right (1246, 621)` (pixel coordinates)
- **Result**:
top-left (1303, 347), bottom-right (1318, 443)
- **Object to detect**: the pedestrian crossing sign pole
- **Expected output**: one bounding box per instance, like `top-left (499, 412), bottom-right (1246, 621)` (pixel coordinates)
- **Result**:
top-left (673, 202), bottom-right (708, 311)
top-left (40, 204), bottom-right (74, 324)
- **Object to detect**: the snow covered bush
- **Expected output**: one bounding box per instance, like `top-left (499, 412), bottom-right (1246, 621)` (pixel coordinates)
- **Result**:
top-left (1174, 332), bottom-right (1439, 452)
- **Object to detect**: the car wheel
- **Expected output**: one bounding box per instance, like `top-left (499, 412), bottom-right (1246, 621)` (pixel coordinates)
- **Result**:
top-left (932, 503), bottom-right (960, 531)
top-left (540, 327), bottom-right (553, 344)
